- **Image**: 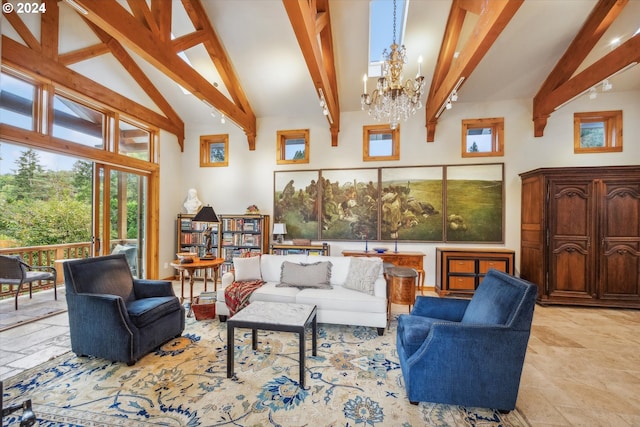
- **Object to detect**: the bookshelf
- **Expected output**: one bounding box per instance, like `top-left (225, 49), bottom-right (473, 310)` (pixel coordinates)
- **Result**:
top-left (270, 243), bottom-right (330, 256)
top-left (218, 214), bottom-right (270, 275)
top-left (177, 213), bottom-right (219, 259)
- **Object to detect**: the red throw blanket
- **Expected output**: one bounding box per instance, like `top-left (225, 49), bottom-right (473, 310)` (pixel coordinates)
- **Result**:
top-left (224, 279), bottom-right (264, 317)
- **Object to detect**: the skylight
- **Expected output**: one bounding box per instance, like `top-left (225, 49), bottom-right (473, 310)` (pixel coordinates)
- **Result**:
top-left (368, 0), bottom-right (408, 77)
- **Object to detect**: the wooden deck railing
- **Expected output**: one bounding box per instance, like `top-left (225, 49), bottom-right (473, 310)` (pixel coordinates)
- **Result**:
top-left (0, 242), bottom-right (92, 300)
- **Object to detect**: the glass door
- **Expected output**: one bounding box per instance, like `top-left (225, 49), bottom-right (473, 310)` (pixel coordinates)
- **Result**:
top-left (95, 164), bottom-right (147, 278)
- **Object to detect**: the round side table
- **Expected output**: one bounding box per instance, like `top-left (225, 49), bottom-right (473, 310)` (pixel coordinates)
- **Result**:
top-left (387, 266), bottom-right (418, 314)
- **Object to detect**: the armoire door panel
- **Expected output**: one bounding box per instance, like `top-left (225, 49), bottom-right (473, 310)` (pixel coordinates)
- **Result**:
top-left (551, 183), bottom-right (591, 237)
top-left (600, 243), bottom-right (640, 299)
top-left (550, 242), bottom-right (592, 297)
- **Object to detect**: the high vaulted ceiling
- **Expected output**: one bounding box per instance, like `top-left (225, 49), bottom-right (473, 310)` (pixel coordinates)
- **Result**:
top-left (2, 0), bottom-right (639, 150)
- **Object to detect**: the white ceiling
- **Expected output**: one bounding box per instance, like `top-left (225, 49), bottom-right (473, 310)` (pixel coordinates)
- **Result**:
top-left (4, 0), bottom-right (640, 132)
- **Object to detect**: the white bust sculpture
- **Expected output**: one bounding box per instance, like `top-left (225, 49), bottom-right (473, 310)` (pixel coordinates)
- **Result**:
top-left (183, 188), bottom-right (203, 214)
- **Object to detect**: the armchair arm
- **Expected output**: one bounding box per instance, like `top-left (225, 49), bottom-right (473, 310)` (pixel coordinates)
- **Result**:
top-left (411, 296), bottom-right (469, 321)
top-left (67, 292), bottom-right (138, 363)
top-left (133, 279), bottom-right (175, 299)
top-left (405, 322), bottom-right (530, 393)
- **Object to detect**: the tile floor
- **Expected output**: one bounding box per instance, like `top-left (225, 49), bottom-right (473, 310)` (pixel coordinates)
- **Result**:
top-left (1, 284), bottom-right (639, 426)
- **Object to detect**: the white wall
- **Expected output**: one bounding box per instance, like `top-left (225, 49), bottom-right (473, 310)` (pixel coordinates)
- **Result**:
top-left (162, 90), bottom-right (639, 284)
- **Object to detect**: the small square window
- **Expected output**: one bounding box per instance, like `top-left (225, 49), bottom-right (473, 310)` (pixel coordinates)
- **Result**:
top-left (461, 118), bottom-right (504, 158)
top-left (574, 110), bottom-right (622, 153)
top-left (277, 129), bottom-right (309, 164)
top-left (363, 124), bottom-right (399, 161)
top-left (200, 134), bottom-right (229, 167)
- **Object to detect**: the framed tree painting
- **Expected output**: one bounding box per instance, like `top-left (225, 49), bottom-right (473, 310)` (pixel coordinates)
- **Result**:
top-left (319, 168), bottom-right (379, 240)
top-left (444, 163), bottom-right (504, 242)
top-left (380, 166), bottom-right (444, 241)
top-left (274, 170), bottom-right (320, 240)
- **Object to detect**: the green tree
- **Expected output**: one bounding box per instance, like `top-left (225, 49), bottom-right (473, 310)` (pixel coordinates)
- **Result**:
top-left (12, 149), bottom-right (46, 201)
top-left (293, 150), bottom-right (305, 160)
top-left (13, 197), bottom-right (91, 246)
top-left (72, 160), bottom-right (93, 203)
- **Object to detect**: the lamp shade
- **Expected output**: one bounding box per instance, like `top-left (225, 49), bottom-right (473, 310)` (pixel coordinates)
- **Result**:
top-left (272, 223), bottom-right (287, 235)
top-left (192, 205), bottom-right (219, 223)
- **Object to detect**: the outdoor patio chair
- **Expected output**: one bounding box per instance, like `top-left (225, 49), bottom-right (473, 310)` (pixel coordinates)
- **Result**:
top-left (0, 255), bottom-right (57, 310)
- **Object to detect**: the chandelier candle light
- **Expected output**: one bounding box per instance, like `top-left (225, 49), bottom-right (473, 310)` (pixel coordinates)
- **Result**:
top-left (361, 0), bottom-right (425, 129)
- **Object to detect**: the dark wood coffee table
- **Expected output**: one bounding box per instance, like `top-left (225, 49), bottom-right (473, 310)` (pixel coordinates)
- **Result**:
top-left (226, 301), bottom-right (317, 388)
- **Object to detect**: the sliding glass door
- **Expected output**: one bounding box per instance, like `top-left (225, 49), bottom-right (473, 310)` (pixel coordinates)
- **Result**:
top-left (95, 165), bottom-right (147, 278)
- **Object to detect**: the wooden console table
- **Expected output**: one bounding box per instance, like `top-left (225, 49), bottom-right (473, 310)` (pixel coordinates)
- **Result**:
top-left (342, 250), bottom-right (426, 292)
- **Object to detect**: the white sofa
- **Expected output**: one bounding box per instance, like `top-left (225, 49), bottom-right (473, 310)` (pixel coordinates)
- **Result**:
top-left (215, 254), bottom-right (388, 335)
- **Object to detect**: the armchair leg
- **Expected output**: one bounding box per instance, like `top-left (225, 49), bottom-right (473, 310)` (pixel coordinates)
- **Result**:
top-left (410, 401), bottom-right (419, 405)
top-left (377, 327), bottom-right (385, 336)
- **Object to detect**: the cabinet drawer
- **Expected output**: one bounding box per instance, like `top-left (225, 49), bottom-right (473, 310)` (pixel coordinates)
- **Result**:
top-left (448, 259), bottom-right (475, 273)
top-left (479, 259), bottom-right (508, 273)
top-left (449, 276), bottom-right (475, 290)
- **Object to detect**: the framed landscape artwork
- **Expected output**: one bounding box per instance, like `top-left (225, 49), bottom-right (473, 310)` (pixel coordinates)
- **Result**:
top-left (380, 166), bottom-right (443, 241)
top-left (273, 170), bottom-right (320, 240)
top-left (445, 163), bottom-right (504, 242)
top-left (274, 163), bottom-right (504, 243)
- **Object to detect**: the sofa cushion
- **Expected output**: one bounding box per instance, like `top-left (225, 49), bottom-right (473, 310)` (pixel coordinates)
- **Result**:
top-left (260, 254), bottom-right (307, 282)
top-left (397, 314), bottom-right (453, 358)
top-left (127, 296), bottom-right (182, 328)
top-left (343, 257), bottom-right (382, 295)
top-left (233, 255), bottom-right (262, 281)
top-left (307, 256), bottom-right (352, 285)
top-left (277, 261), bottom-right (332, 289)
top-left (251, 282), bottom-right (299, 303)
top-left (296, 285), bottom-right (386, 313)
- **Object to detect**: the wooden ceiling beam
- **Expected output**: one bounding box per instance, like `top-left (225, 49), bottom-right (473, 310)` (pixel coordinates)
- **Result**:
top-left (2, 36), bottom-right (183, 140)
top-left (541, 34), bottom-right (639, 129)
top-left (68, 0), bottom-right (256, 149)
top-left (171, 30), bottom-right (208, 53)
top-left (84, 20), bottom-right (185, 148)
top-left (151, 0), bottom-right (172, 43)
top-left (283, 0), bottom-right (340, 146)
top-left (181, 0), bottom-right (256, 149)
top-left (425, 0), bottom-right (523, 142)
top-left (58, 43), bottom-right (111, 66)
top-left (1, 0), bottom-right (41, 51)
top-left (126, 0), bottom-right (161, 36)
top-left (533, 0), bottom-right (629, 137)
top-left (41, 0), bottom-right (59, 60)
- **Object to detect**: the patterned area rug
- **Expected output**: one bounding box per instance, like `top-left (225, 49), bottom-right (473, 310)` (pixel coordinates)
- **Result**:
top-left (2, 316), bottom-right (530, 426)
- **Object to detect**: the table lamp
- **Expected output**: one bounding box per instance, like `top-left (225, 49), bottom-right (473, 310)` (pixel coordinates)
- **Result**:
top-left (272, 223), bottom-right (287, 244)
top-left (192, 205), bottom-right (219, 259)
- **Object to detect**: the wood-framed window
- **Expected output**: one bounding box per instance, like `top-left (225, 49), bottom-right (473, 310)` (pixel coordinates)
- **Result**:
top-left (277, 129), bottom-right (309, 164)
top-left (363, 124), bottom-right (400, 161)
top-left (461, 117), bottom-right (504, 157)
top-left (200, 134), bottom-right (229, 167)
top-left (573, 110), bottom-right (623, 153)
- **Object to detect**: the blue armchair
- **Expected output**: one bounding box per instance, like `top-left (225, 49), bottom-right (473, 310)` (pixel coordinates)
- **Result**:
top-left (396, 269), bottom-right (537, 411)
top-left (63, 254), bottom-right (185, 365)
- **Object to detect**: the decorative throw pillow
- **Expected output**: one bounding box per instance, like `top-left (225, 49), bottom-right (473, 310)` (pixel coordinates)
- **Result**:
top-left (233, 255), bottom-right (262, 281)
top-left (343, 257), bottom-right (382, 295)
top-left (277, 261), bottom-right (332, 289)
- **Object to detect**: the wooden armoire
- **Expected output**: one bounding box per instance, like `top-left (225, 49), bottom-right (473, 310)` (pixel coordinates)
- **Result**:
top-left (520, 166), bottom-right (640, 308)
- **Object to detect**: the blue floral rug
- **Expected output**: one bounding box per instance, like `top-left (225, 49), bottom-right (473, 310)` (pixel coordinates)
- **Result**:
top-left (2, 316), bottom-right (529, 426)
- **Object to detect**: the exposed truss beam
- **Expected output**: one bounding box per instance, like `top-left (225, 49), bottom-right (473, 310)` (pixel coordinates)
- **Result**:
top-left (70, 0), bottom-right (257, 149)
top-left (2, 36), bottom-right (183, 139)
top-left (181, 0), bottom-right (256, 143)
top-left (84, 20), bottom-right (185, 148)
top-left (425, 0), bottom-right (523, 142)
top-left (283, 0), bottom-right (340, 146)
top-left (533, 0), bottom-right (629, 137)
